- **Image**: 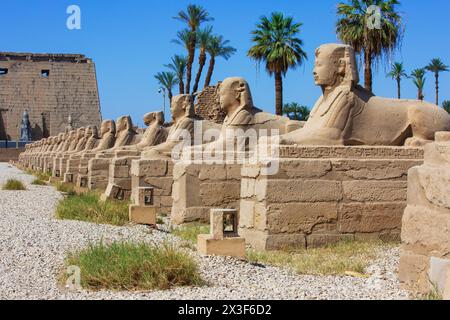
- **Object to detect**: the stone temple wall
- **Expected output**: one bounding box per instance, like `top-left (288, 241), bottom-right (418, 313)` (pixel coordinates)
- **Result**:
top-left (399, 132), bottom-right (450, 299)
top-left (194, 85), bottom-right (225, 124)
top-left (0, 52), bottom-right (102, 141)
top-left (239, 145), bottom-right (424, 250)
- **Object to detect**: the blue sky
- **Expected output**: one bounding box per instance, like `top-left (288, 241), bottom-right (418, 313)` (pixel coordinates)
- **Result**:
top-left (1, 0), bottom-right (449, 126)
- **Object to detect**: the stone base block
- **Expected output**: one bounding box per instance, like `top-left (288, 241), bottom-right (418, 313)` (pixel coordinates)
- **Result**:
top-left (74, 186), bottom-right (89, 194)
top-left (129, 205), bottom-right (157, 225)
top-left (197, 234), bottom-right (246, 259)
top-left (49, 177), bottom-right (61, 184)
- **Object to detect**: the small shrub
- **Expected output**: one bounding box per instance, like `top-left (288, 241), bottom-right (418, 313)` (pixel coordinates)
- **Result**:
top-left (32, 179), bottom-right (47, 186)
top-left (54, 182), bottom-right (75, 195)
top-left (56, 192), bottom-right (129, 226)
top-left (172, 223), bottom-right (210, 243)
top-left (63, 242), bottom-right (204, 291)
top-left (246, 241), bottom-right (392, 276)
top-left (2, 179), bottom-right (26, 191)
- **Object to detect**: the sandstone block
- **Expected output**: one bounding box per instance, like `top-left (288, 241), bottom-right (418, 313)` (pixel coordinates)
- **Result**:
top-left (129, 205), bottom-right (156, 225)
top-left (197, 234), bottom-right (246, 259)
top-left (266, 180), bottom-right (343, 203)
top-left (343, 180), bottom-right (407, 202)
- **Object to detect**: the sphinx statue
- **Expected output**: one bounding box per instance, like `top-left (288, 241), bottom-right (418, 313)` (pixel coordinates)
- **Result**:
top-left (279, 44), bottom-right (450, 146)
top-left (114, 111), bottom-right (167, 156)
top-left (102, 111), bottom-right (168, 200)
top-left (141, 95), bottom-right (196, 160)
top-left (63, 126), bottom-right (99, 183)
top-left (87, 116), bottom-right (139, 190)
top-left (75, 120), bottom-right (116, 188)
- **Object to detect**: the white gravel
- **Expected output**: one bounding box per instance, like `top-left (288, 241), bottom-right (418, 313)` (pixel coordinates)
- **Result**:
top-left (0, 163), bottom-right (411, 300)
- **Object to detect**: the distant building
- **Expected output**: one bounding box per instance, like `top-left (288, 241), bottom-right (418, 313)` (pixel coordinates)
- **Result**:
top-left (0, 52), bottom-right (102, 141)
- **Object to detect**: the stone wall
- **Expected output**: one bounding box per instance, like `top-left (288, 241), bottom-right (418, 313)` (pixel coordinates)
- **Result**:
top-left (0, 148), bottom-right (24, 162)
top-left (399, 132), bottom-right (450, 299)
top-left (0, 52), bottom-right (102, 141)
top-left (239, 145), bottom-right (424, 250)
top-left (194, 85), bottom-right (225, 124)
top-left (171, 162), bottom-right (242, 225)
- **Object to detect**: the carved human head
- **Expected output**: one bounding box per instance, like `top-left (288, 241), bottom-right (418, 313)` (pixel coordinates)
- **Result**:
top-left (76, 127), bottom-right (85, 139)
top-left (116, 116), bottom-right (133, 133)
top-left (143, 111), bottom-right (165, 126)
top-left (313, 44), bottom-right (359, 87)
top-left (100, 120), bottom-right (116, 137)
top-left (218, 77), bottom-right (253, 114)
top-left (170, 95), bottom-right (194, 121)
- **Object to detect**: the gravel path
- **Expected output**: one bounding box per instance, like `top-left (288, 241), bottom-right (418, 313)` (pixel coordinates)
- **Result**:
top-left (0, 163), bottom-right (410, 300)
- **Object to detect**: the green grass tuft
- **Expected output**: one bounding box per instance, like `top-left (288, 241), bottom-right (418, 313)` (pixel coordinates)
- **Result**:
top-left (54, 182), bottom-right (76, 195)
top-left (56, 192), bottom-right (130, 226)
top-left (172, 223), bottom-right (210, 243)
top-left (2, 179), bottom-right (27, 191)
top-left (63, 241), bottom-right (204, 291)
top-left (246, 240), bottom-right (392, 276)
top-left (31, 179), bottom-right (47, 186)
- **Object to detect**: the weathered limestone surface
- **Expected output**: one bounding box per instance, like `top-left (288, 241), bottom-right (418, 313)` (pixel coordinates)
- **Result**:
top-left (0, 53), bottom-right (101, 141)
top-left (239, 145), bottom-right (424, 250)
top-left (399, 132), bottom-right (450, 298)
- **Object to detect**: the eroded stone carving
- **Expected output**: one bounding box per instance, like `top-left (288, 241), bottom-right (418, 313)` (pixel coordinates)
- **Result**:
top-left (279, 44), bottom-right (450, 146)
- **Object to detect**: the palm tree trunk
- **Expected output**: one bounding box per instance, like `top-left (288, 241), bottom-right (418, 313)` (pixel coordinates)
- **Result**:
top-left (435, 73), bottom-right (439, 106)
top-left (179, 79), bottom-right (184, 95)
top-left (168, 90), bottom-right (173, 104)
top-left (275, 72), bottom-right (283, 116)
top-left (397, 78), bottom-right (401, 99)
top-left (364, 50), bottom-right (373, 92)
top-left (204, 56), bottom-right (215, 88)
top-left (193, 51), bottom-right (206, 94)
top-left (186, 41), bottom-right (196, 94)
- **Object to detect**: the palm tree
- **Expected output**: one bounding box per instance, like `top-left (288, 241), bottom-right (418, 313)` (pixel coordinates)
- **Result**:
top-left (387, 62), bottom-right (408, 98)
top-left (425, 58), bottom-right (449, 106)
top-left (154, 71), bottom-right (178, 103)
top-left (443, 100), bottom-right (450, 114)
top-left (192, 26), bottom-right (213, 94)
top-left (248, 12), bottom-right (307, 116)
top-left (174, 4), bottom-right (213, 94)
top-left (165, 55), bottom-right (187, 94)
top-left (204, 35), bottom-right (236, 88)
top-left (337, 0), bottom-right (403, 92)
top-left (282, 102), bottom-right (310, 121)
top-left (411, 68), bottom-right (426, 101)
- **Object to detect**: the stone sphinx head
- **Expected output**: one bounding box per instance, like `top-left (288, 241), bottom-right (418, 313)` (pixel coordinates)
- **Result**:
top-left (100, 120), bottom-right (116, 137)
top-left (170, 95), bottom-right (194, 122)
top-left (116, 116), bottom-right (134, 134)
top-left (57, 133), bottom-right (64, 143)
top-left (313, 44), bottom-right (359, 89)
top-left (143, 111), bottom-right (165, 126)
top-left (76, 127), bottom-right (85, 140)
top-left (218, 77), bottom-right (253, 115)
top-left (85, 126), bottom-right (98, 138)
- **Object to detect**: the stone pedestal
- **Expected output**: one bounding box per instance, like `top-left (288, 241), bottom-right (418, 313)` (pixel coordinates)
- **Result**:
top-left (130, 158), bottom-right (174, 216)
top-left (239, 145), bottom-right (424, 251)
top-left (103, 153), bottom-right (140, 201)
top-left (64, 156), bottom-right (82, 183)
top-left (399, 132), bottom-right (450, 298)
top-left (197, 209), bottom-right (246, 259)
top-left (87, 153), bottom-right (115, 191)
top-left (171, 161), bottom-right (242, 225)
top-left (197, 234), bottom-right (246, 259)
top-left (129, 205), bottom-right (157, 225)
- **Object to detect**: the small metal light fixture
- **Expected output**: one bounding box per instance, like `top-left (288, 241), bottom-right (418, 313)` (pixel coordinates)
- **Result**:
top-left (138, 187), bottom-right (154, 207)
top-left (55, 170), bottom-right (60, 177)
top-left (67, 174), bottom-right (73, 183)
top-left (80, 177), bottom-right (88, 188)
top-left (223, 210), bottom-right (238, 238)
top-left (114, 188), bottom-right (125, 201)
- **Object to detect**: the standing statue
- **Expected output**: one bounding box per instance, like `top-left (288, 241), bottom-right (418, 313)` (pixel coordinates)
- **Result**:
top-left (20, 111), bottom-right (32, 142)
top-left (66, 114), bottom-right (74, 132)
top-left (279, 44), bottom-right (450, 146)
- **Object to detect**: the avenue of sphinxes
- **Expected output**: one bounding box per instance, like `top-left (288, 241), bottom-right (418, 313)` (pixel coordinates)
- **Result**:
top-left (14, 42), bottom-right (450, 300)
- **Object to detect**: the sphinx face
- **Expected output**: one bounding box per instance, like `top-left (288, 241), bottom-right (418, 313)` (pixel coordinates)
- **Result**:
top-left (313, 50), bottom-right (339, 86)
top-left (170, 97), bottom-right (186, 120)
top-left (143, 113), bottom-right (155, 126)
top-left (219, 80), bottom-right (238, 114)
